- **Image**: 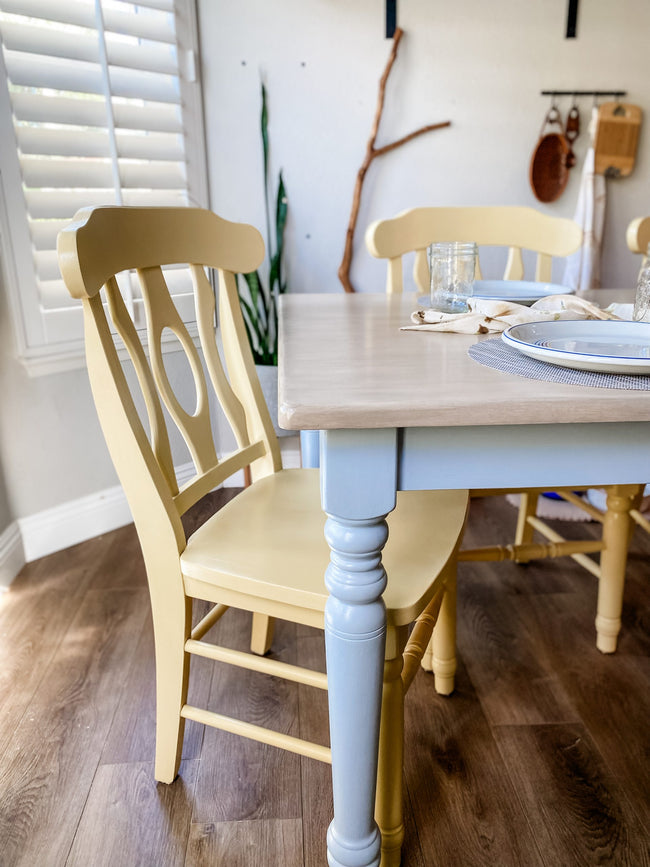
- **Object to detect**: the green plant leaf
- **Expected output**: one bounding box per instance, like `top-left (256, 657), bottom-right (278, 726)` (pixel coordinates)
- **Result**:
top-left (260, 82), bottom-right (272, 257)
top-left (242, 269), bottom-right (261, 311)
top-left (246, 271), bottom-right (269, 331)
top-left (244, 271), bottom-right (269, 332)
top-left (270, 171), bottom-right (288, 295)
top-left (242, 271), bottom-right (275, 354)
top-left (235, 81), bottom-right (288, 367)
top-left (239, 294), bottom-right (273, 365)
top-left (275, 171), bottom-right (288, 258)
top-left (239, 306), bottom-right (260, 361)
top-left (267, 291), bottom-right (278, 365)
top-left (238, 292), bottom-right (261, 341)
top-left (261, 83), bottom-right (269, 184)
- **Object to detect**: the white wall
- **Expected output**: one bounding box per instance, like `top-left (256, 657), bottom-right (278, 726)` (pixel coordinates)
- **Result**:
top-left (198, 0), bottom-right (649, 294)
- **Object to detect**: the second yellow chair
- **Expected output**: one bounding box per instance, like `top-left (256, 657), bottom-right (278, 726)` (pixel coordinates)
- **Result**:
top-left (366, 204), bottom-right (644, 655)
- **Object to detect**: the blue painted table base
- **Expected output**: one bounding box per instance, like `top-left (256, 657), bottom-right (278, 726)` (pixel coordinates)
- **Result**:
top-left (306, 421), bottom-right (650, 867)
top-left (321, 429), bottom-right (397, 867)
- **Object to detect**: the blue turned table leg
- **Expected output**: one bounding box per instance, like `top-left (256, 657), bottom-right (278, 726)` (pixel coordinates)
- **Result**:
top-left (300, 430), bottom-right (321, 468)
top-left (321, 429), bottom-right (398, 867)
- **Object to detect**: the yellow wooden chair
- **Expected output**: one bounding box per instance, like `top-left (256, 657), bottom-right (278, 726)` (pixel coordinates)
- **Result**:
top-left (57, 205), bottom-right (469, 866)
top-left (367, 205), bottom-right (582, 294)
top-left (513, 214), bottom-right (650, 586)
top-left (366, 205), bottom-right (645, 654)
top-left (627, 215), bottom-right (650, 269)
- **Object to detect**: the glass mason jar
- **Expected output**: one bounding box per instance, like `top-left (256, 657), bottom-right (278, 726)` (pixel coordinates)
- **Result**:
top-left (632, 244), bottom-right (650, 323)
top-left (428, 241), bottom-right (478, 314)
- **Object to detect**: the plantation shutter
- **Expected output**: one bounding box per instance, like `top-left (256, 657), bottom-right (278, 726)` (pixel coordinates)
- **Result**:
top-left (0, 0), bottom-right (207, 367)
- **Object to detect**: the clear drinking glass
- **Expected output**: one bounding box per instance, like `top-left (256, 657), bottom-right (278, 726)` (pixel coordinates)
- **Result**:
top-left (428, 241), bottom-right (477, 313)
top-left (632, 244), bottom-right (650, 323)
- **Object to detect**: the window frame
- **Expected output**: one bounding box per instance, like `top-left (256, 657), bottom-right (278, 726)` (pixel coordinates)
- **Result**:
top-left (0, 0), bottom-right (209, 376)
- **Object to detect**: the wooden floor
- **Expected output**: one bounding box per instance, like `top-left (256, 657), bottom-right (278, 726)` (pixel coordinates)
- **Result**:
top-left (0, 492), bottom-right (648, 866)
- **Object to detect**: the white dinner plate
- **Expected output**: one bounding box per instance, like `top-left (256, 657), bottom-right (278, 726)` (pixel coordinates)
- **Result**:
top-left (417, 280), bottom-right (572, 308)
top-left (502, 319), bottom-right (650, 375)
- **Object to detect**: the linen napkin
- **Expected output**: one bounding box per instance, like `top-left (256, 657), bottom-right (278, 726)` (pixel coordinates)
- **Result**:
top-left (402, 294), bottom-right (622, 335)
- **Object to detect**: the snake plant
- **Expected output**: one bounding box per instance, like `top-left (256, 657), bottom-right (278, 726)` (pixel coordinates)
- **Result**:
top-left (237, 83), bottom-right (288, 366)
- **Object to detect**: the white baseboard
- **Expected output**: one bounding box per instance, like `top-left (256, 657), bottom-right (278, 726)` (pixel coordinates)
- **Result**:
top-left (18, 483), bottom-right (134, 564)
top-left (15, 436), bottom-right (302, 568)
top-left (0, 522), bottom-right (26, 590)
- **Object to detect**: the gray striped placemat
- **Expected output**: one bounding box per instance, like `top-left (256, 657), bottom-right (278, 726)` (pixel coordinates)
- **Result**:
top-left (468, 337), bottom-right (650, 390)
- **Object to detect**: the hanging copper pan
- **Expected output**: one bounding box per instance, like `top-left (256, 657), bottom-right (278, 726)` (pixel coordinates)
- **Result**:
top-left (529, 106), bottom-right (570, 203)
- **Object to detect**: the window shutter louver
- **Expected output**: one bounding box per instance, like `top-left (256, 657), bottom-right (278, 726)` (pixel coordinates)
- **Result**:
top-left (0, 0), bottom-right (207, 367)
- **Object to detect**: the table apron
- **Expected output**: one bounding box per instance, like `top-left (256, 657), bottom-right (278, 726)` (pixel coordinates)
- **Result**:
top-left (399, 422), bottom-right (650, 491)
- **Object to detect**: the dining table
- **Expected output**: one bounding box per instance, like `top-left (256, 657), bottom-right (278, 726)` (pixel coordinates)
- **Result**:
top-left (277, 288), bottom-right (650, 867)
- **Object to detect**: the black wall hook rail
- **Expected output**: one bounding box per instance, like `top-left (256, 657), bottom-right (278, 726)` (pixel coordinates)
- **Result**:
top-left (541, 90), bottom-right (627, 98)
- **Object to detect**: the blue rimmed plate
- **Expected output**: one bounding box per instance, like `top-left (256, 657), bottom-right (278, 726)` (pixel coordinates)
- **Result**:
top-left (502, 319), bottom-right (650, 375)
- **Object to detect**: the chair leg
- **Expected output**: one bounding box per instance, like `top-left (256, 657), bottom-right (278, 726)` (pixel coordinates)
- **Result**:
top-left (596, 485), bottom-right (641, 653)
top-left (515, 490), bottom-right (539, 554)
top-left (250, 613), bottom-right (275, 655)
top-left (420, 569), bottom-right (457, 695)
top-left (376, 625), bottom-right (408, 867)
top-left (153, 595), bottom-right (192, 783)
top-left (430, 573), bottom-right (457, 695)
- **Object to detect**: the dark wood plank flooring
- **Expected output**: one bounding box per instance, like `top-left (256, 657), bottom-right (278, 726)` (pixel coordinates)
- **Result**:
top-left (0, 492), bottom-right (648, 866)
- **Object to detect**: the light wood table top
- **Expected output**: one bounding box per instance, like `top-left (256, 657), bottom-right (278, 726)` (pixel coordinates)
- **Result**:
top-left (279, 291), bottom-right (650, 431)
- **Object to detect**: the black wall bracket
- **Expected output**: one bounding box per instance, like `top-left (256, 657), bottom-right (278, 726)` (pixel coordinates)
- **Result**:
top-left (386, 0), bottom-right (397, 38)
top-left (566, 0), bottom-right (579, 37)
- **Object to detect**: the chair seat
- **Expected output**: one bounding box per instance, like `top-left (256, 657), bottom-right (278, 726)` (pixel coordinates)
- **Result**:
top-left (181, 468), bottom-right (469, 626)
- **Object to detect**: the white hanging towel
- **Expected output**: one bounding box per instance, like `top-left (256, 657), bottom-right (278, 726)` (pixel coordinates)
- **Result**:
top-left (563, 107), bottom-right (606, 293)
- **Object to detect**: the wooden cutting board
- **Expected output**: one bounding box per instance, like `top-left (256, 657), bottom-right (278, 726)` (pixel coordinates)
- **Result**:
top-left (594, 102), bottom-right (642, 177)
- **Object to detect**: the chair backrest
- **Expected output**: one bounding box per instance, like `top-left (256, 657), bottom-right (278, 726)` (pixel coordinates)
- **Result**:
top-left (57, 206), bottom-right (281, 562)
top-left (626, 216), bottom-right (650, 273)
top-left (365, 206), bottom-right (583, 294)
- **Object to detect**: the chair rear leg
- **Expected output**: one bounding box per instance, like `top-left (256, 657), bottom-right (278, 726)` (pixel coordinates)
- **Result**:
top-left (153, 596), bottom-right (192, 783)
top-left (430, 572), bottom-right (457, 695)
top-left (596, 485), bottom-right (640, 653)
top-left (420, 568), bottom-right (457, 695)
top-left (375, 625), bottom-right (408, 867)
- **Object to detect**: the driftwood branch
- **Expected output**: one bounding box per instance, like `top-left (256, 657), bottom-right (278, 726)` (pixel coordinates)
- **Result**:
top-left (373, 122), bottom-right (451, 159)
top-left (338, 28), bottom-right (451, 293)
